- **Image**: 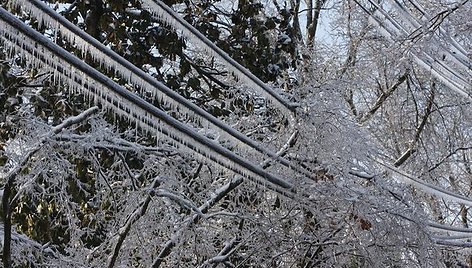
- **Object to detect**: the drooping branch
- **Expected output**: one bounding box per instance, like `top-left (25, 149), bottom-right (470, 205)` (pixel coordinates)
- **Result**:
top-left (80, 150), bottom-right (222, 267)
top-left (151, 127), bottom-right (300, 267)
top-left (0, 224), bottom-right (58, 261)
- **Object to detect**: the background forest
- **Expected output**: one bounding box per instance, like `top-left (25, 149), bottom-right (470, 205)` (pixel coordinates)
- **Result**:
top-left (0, 0), bottom-right (471, 267)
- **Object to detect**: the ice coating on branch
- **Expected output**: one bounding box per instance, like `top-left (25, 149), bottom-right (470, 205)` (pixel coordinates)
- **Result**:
top-left (429, 221), bottom-right (472, 236)
top-left (0, 10), bottom-right (294, 193)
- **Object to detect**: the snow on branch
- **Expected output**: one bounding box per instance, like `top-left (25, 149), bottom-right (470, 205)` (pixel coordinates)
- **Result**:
top-left (51, 106), bottom-right (99, 134)
top-left (153, 188), bottom-right (203, 216)
top-left (0, 224), bottom-right (58, 261)
top-left (1, 106), bottom-right (99, 183)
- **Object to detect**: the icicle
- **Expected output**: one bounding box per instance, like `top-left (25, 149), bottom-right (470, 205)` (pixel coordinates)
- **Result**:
top-left (0, 8), bottom-right (296, 194)
top-left (11, 0), bottom-right (240, 143)
top-left (139, 0), bottom-right (298, 113)
top-left (5, 0), bottom-right (315, 181)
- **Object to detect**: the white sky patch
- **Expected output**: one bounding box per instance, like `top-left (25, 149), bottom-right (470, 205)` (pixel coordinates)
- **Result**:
top-left (297, 0), bottom-right (334, 44)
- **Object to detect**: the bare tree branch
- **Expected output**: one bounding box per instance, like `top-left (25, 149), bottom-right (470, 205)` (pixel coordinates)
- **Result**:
top-left (360, 72), bottom-right (408, 123)
top-left (394, 85), bottom-right (435, 167)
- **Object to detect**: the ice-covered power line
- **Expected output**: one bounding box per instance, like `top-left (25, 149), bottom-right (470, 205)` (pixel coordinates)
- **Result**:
top-left (429, 221), bottom-right (472, 234)
top-left (389, 0), bottom-right (471, 71)
top-left (354, 161), bottom-right (472, 247)
top-left (9, 0), bottom-right (315, 184)
top-left (353, 0), bottom-right (472, 100)
top-left (376, 161), bottom-right (472, 206)
top-left (0, 6), bottom-right (294, 192)
top-left (140, 0), bottom-right (299, 113)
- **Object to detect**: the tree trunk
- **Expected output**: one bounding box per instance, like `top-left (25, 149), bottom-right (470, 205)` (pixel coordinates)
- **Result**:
top-left (307, 0), bottom-right (326, 47)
